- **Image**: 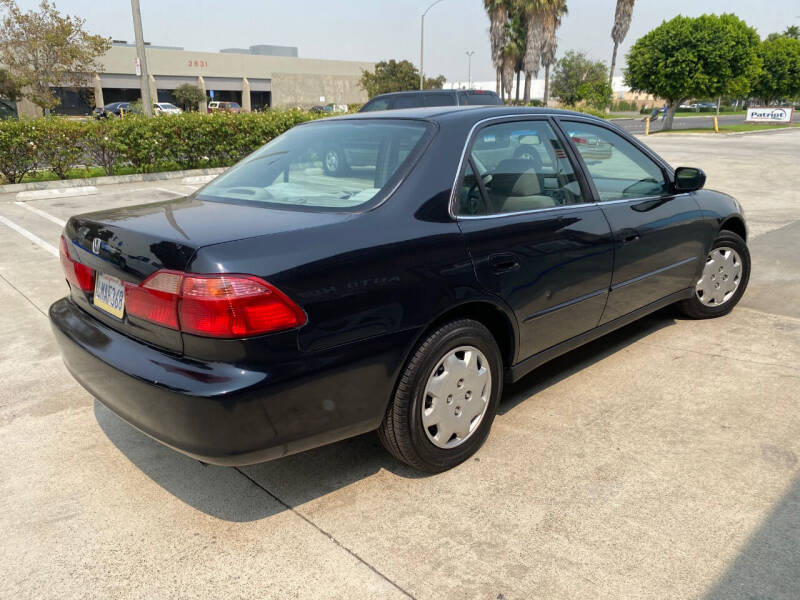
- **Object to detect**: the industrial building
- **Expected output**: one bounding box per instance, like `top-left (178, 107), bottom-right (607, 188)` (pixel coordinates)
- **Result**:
top-left (21, 41), bottom-right (373, 117)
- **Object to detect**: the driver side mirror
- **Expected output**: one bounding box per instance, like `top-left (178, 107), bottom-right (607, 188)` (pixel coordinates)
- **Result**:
top-left (674, 167), bottom-right (706, 193)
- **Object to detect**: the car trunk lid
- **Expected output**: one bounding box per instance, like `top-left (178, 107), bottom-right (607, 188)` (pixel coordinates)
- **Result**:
top-left (62, 195), bottom-right (353, 353)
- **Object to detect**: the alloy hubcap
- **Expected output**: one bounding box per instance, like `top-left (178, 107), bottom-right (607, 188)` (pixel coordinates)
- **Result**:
top-left (695, 246), bottom-right (742, 306)
top-left (422, 345), bottom-right (491, 449)
top-left (325, 151), bottom-right (339, 171)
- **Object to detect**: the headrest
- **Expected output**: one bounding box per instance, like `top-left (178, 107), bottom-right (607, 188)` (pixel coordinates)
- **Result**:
top-left (491, 159), bottom-right (541, 196)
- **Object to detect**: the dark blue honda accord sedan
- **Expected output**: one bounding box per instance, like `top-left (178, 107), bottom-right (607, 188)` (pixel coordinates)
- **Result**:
top-left (50, 107), bottom-right (749, 472)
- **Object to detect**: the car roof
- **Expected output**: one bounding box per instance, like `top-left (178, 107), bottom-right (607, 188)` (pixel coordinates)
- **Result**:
top-left (327, 105), bottom-right (607, 126)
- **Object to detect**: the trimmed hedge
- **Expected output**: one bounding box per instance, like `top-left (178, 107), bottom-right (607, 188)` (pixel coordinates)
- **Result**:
top-left (0, 109), bottom-right (325, 184)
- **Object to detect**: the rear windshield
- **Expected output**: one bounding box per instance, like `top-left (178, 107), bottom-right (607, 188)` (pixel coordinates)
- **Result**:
top-left (458, 91), bottom-right (503, 106)
top-left (199, 119), bottom-right (432, 211)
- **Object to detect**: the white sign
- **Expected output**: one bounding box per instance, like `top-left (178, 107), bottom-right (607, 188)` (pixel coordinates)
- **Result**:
top-left (319, 96), bottom-right (326, 103)
top-left (135, 56), bottom-right (141, 77)
top-left (746, 106), bottom-right (794, 123)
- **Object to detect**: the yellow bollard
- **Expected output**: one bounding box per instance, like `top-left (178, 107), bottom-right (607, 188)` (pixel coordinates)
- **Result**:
top-left (645, 117), bottom-right (650, 136)
top-left (713, 116), bottom-right (719, 133)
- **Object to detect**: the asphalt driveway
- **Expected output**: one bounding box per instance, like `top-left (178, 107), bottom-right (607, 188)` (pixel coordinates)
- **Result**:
top-left (1, 130), bottom-right (798, 599)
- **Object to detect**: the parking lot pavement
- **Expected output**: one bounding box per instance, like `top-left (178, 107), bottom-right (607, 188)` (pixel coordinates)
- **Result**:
top-left (1, 131), bottom-right (799, 599)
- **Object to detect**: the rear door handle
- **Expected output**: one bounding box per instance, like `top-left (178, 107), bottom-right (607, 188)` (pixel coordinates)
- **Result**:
top-left (488, 253), bottom-right (519, 273)
top-left (621, 229), bottom-right (641, 244)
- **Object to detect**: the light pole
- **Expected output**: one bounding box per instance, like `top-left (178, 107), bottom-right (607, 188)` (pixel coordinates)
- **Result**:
top-left (465, 51), bottom-right (475, 89)
top-left (130, 0), bottom-right (153, 116)
top-left (420, 0), bottom-right (445, 90)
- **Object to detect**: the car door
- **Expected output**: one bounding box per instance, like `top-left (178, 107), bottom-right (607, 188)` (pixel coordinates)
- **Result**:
top-left (455, 117), bottom-right (614, 361)
top-left (556, 118), bottom-right (706, 323)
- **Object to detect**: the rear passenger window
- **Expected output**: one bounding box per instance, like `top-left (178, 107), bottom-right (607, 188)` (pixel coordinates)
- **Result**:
top-left (456, 121), bottom-right (585, 216)
top-left (423, 93), bottom-right (456, 107)
top-left (362, 98), bottom-right (390, 112)
top-left (458, 162), bottom-right (487, 216)
top-left (458, 91), bottom-right (503, 106)
top-left (393, 95), bottom-right (421, 109)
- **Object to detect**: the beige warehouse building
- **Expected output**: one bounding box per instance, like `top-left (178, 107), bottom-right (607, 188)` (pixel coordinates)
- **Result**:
top-left (22, 42), bottom-right (373, 116)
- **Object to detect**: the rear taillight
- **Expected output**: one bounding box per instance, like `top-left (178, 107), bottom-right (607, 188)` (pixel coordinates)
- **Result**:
top-left (124, 271), bottom-right (306, 338)
top-left (125, 270), bottom-right (181, 330)
top-left (59, 235), bottom-right (95, 292)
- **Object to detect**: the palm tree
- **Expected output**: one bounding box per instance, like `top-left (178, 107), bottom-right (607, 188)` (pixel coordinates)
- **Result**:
top-left (484, 0), bottom-right (509, 99)
top-left (507, 5), bottom-right (528, 104)
top-left (784, 25), bottom-right (800, 39)
top-left (540, 1), bottom-right (567, 107)
top-left (520, 0), bottom-right (545, 104)
top-left (607, 0), bottom-right (636, 109)
top-left (503, 47), bottom-right (516, 102)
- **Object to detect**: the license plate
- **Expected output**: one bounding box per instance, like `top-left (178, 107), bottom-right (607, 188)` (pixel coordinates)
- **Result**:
top-left (93, 272), bottom-right (125, 319)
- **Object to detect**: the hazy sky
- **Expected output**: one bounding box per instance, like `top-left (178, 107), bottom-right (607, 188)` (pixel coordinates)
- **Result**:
top-left (12, 0), bottom-right (800, 82)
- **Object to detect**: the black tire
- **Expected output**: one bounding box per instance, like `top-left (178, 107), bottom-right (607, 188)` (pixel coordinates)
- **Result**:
top-left (677, 230), bottom-right (750, 319)
top-left (378, 319), bottom-right (503, 473)
top-left (321, 146), bottom-right (347, 176)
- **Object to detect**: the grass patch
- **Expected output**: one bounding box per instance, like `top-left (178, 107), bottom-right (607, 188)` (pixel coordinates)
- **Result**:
top-left (653, 123), bottom-right (798, 134)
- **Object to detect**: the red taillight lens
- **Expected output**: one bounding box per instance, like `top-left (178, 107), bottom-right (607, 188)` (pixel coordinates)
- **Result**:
top-left (125, 271), bottom-right (182, 330)
top-left (59, 235), bottom-right (95, 292)
top-left (180, 274), bottom-right (306, 337)
top-left (124, 270), bottom-right (306, 338)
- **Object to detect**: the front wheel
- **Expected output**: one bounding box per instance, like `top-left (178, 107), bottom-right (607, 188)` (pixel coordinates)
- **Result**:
top-left (378, 319), bottom-right (503, 472)
top-left (677, 230), bottom-right (750, 318)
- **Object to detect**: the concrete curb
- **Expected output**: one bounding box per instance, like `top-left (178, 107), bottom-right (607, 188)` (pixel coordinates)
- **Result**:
top-left (0, 167), bottom-right (226, 195)
top-left (643, 127), bottom-right (800, 138)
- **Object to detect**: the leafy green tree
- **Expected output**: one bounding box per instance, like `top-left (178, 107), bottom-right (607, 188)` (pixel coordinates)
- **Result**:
top-left (783, 25), bottom-right (799, 40)
top-left (551, 50), bottom-right (611, 109)
top-left (359, 60), bottom-right (445, 98)
top-left (625, 14), bottom-right (761, 130)
top-left (172, 83), bottom-right (205, 111)
top-left (752, 36), bottom-right (800, 103)
top-left (0, 68), bottom-right (21, 100)
top-left (0, 0), bottom-right (111, 112)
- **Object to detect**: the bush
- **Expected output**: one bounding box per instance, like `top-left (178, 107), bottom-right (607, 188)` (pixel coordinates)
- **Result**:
top-left (37, 118), bottom-right (85, 179)
top-left (0, 109), bottom-right (326, 183)
top-left (612, 100), bottom-right (638, 112)
top-left (0, 119), bottom-right (41, 183)
top-left (82, 119), bottom-right (124, 175)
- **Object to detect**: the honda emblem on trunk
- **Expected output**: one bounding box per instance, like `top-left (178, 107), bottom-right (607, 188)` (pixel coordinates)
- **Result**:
top-left (92, 238), bottom-right (101, 254)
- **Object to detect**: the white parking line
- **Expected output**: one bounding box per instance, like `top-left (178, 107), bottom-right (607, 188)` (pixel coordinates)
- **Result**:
top-left (155, 188), bottom-right (187, 196)
top-left (0, 216), bottom-right (59, 257)
top-left (16, 186), bottom-right (98, 201)
top-left (13, 201), bottom-right (67, 227)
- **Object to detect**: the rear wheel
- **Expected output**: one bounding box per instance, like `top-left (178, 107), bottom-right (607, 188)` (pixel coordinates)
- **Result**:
top-left (378, 319), bottom-right (503, 472)
top-left (322, 146), bottom-right (347, 176)
top-left (677, 230), bottom-right (750, 318)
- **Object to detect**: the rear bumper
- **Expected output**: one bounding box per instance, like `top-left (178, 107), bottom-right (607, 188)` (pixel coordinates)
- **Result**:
top-left (50, 297), bottom-right (415, 466)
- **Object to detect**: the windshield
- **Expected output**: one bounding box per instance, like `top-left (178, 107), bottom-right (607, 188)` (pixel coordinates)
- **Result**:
top-left (199, 119), bottom-right (432, 210)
